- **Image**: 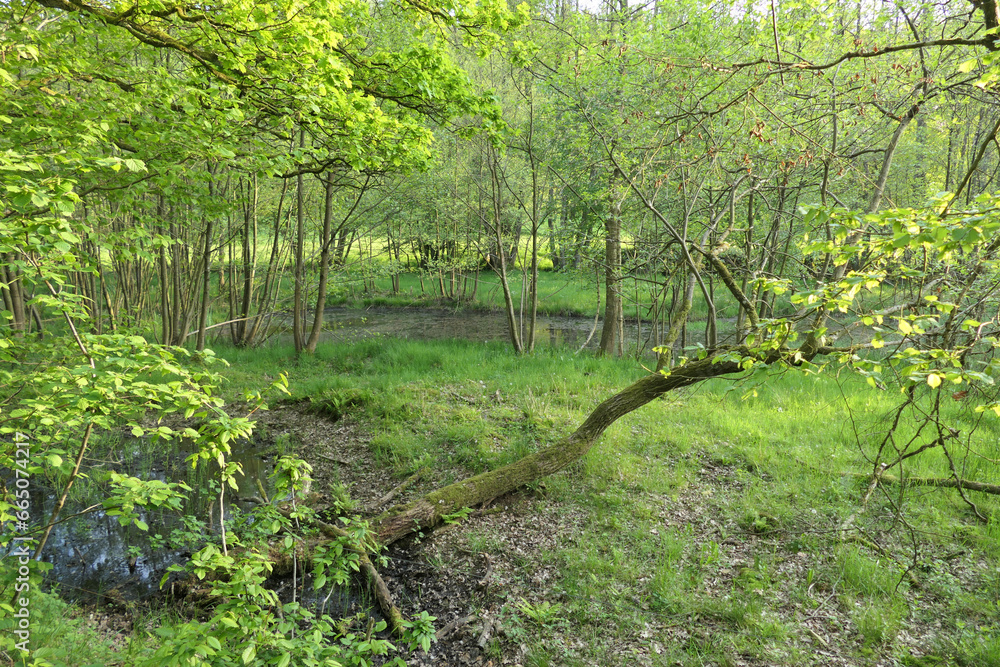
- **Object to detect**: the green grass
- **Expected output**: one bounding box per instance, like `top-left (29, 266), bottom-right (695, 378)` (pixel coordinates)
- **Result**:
top-left (209, 337), bottom-right (1000, 525)
top-left (340, 270), bottom-right (603, 317)
top-left (0, 581), bottom-right (123, 666)
top-left (142, 240), bottom-right (746, 330)
top-left (329, 268), bottom-right (744, 323)
top-left (208, 338), bottom-right (1000, 663)
top-left (102, 227), bottom-right (794, 349)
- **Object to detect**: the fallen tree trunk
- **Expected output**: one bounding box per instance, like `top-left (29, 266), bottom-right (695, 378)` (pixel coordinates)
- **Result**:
top-left (373, 349), bottom-right (779, 544)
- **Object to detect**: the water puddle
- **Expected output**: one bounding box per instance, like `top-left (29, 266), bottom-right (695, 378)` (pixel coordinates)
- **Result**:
top-left (23, 435), bottom-right (278, 604)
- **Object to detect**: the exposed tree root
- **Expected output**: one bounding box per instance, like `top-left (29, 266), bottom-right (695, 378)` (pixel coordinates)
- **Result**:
top-left (372, 467), bottom-right (427, 510)
top-left (312, 518), bottom-right (407, 635)
top-left (477, 614), bottom-right (496, 648)
top-left (272, 507), bottom-right (408, 635)
top-left (864, 472), bottom-right (1000, 496)
top-left (435, 614), bottom-right (476, 640)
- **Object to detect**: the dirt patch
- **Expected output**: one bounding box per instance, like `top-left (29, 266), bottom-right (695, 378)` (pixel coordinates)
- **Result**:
top-left (253, 404), bottom-right (400, 508)
top-left (378, 487), bottom-right (587, 667)
top-left (250, 403), bottom-right (579, 665)
top-left (247, 405), bottom-right (515, 663)
top-left (212, 407), bottom-right (939, 666)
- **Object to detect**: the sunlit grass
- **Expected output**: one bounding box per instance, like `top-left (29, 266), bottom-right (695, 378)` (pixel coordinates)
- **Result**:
top-left (0, 583), bottom-right (123, 666)
top-left (197, 336), bottom-right (1000, 665)
top-left (340, 268), bottom-right (744, 322)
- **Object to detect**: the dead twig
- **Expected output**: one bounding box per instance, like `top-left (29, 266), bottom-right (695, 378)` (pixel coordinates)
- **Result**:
top-left (477, 614), bottom-right (496, 648)
top-left (273, 506), bottom-right (408, 637)
top-left (847, 471), bottom-right (1000, 497)
top-left (476, 553), bottom-right (493, 591)
top-left (444, 389), bottom-right (478, 406)
top-left (374, 468), bottom-right (427, 509)
top-left (312, 518), bottom-right (408, 636)
top-left (435, 614), bottom-right (477, 640)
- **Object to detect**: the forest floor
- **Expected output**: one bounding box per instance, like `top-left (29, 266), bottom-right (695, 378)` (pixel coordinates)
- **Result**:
top-left (22, 337), bottom-right (1000, 667)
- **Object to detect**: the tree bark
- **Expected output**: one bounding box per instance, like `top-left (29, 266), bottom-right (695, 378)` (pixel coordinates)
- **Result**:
top-left (305, 176), bottom-right (334, 353)
top-left (237, 174), bottom-right (259, 346)
top-left (486, 145), bottom-right (523, 354)
top-left (293, 128), bottom-right (307, 354)
top-left (196, 217), bottom-right (213, 352)
top-left (527, 118), bottom-right (540, 353)
top-left (2, 262), bottom-right (26, 335)
top-left (858, 472), bottom-right (1000, 496)
top-left (656, 264), bottom-right (697, 370)
top-left (599, 175), bottom-right (623, 356)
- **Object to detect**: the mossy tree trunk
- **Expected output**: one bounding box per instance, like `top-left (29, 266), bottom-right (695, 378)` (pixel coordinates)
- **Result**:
top-left (373, 349), bottom-right (787, 545)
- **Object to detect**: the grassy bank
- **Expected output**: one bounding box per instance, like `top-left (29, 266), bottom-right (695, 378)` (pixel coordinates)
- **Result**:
top-left (0, 582), bottom-right (132, 666)
top-left (212, 338), bottom-right (1000, 666)
top-left (325, 269), bottom-right (747, 323)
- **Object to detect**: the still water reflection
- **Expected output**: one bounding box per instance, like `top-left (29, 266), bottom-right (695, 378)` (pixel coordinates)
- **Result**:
top-left (276, 307), bottom-right (678, 353)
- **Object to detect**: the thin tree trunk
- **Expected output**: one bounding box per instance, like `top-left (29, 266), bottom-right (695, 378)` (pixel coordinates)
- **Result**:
top-left (196, 217), bottom-right (214, 352)
top-left (656, 264), bottom-right (698, 370)
top-left (3, 263), bottom-right (26, 335)
top-left (237, 175), bottom-right (259, 346)
top-left (158, 247), bottom-right (170, 344)
top-left (599, 169), bottom-right (623, 356)
top-left (246, 178), bottom-right (290, 345)
top-left (305, 176), bottom-right (335, 353)
top-left (293, 128), bottom-right (306, 354)
top-left (486, 146), bottom-right (523, 354)
top-left (867, 104), bottom-right (919, 213)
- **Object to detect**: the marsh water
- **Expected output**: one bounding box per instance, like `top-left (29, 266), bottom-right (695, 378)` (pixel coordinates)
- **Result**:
top-left (273, 306), bottom-right (732, 354)
top-left (27, 437), bottom-right (277, 604)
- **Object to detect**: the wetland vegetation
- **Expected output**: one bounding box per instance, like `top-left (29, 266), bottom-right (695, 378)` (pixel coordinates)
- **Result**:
top-left (5, 0), bottom-right (1000, 665)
